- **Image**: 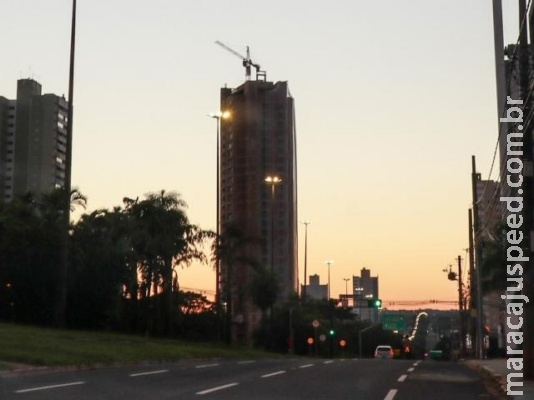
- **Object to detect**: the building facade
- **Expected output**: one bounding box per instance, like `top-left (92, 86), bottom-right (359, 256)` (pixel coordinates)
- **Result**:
top-left (301, 274), bottom-right (327, 301)
top-left (219, 79), bottom-right (297, 341)
top-left (353, 268), bottom-right (379, 322)
top-left (0, 79), bottom-right (68, 202)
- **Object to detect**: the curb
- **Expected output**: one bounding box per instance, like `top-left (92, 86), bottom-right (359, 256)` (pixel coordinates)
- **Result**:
top-left (465, 360), bottom-right (510, 399)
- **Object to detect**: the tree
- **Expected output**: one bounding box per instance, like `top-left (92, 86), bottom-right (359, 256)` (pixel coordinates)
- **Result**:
top-left (212, 223), bottom-right (260, 343)
top-left (123, 190), bottom-right (211, 335)
top-left (479, 222), bottom-right (507, 293)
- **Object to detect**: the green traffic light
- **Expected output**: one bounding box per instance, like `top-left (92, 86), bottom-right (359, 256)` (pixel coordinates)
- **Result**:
top-left (329, 329), bottom-right (335, 336)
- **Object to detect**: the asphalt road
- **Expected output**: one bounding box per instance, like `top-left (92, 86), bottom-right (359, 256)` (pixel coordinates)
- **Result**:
top-left (0, 358), bottom-right (503, 399)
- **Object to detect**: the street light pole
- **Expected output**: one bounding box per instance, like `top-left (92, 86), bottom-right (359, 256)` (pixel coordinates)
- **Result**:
top-left (208, 111), bottom-right (229, 341)
top-left (343, 278), bottom-right (350, 306)
top-left (57, 0), bottom-right (77, 328)
top-left (324, 260), bottom-right (334, 299)
top-left (301, 221), bottom-right (311, 301)
top-left (265, 176), bottom-right (282, 273)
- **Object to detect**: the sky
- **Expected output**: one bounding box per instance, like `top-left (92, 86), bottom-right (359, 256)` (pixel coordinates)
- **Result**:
top-left (0, 1), bottom-right (521, 309)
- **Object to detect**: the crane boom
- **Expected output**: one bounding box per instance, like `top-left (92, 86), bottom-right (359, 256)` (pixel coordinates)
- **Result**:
top-left (215, 40), bottom-right (266, 81)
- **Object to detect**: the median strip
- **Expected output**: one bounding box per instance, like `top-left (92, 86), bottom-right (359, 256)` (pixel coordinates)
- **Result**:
top-left (15, 381), bottom-right (85, 393)
top-left (196, 383), bottom-right (239, 395)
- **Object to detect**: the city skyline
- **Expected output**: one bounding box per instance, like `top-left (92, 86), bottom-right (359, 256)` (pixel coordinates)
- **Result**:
top-left (0, 1), bottom-right (521, 308)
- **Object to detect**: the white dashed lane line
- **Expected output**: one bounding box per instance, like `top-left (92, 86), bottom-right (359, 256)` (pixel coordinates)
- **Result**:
top-left (195, 363), bottom-right (220, 369)
top-left (299, 364), bottom-right (313, 369)
top-left (130, 369), bottom-right (169, 377)
top-left (384, 388), bottom-right (398, 400)
top-left (261, 370), bottom-right (286, 378)
top-left (398, 374), bottom-right (407, 382)
top-left (324, 360), bottom-right (334, 364)
top-left (408, 367), bottom-right (414, 372)
top-left (196, 383), bottom-right (239, 395)
top-left (237, 360), bottom-right (256, 365)
top-left (15, 381), bottom-right (85, 394)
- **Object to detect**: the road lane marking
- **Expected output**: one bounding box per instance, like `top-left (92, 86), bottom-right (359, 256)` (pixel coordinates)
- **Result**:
top-left (196, 383), bottom-right (239, 395)
top-left (384, 389), bottom-right (398, 400)
top-left (413, 361), bottom-right (420, 366)
top-left (398, 374), bottom-right (408, 382)
top-left (15, 381), bottom-right (85, 393)
top-left (130, 369), bottom-right (169, 377)
top-left (299, 364), bottom-right (313, 368)
top-left (324, 360), bottom-right (334, 364)
top-left (408, 367), bottom-right (414, 372)
top-left (195, 363), bottom-right (220, 369)
top-left (261, 370), bottom-right (286, 378)
top-left (237, 360), bottom-right (255, 365)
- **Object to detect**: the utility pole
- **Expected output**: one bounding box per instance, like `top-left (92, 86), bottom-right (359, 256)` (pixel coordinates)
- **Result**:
top-left (471, 156), bottom-right (484, 359)
top-left (518, 0), bottom-right (534, 380)
top-left (468, 209), bottom-right (475, 358)
top-left (457, 255), bottom-right (466, 357)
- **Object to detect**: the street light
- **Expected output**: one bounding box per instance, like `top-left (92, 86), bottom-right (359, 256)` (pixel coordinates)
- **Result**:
top-left (208, 110), bottom-right (230, 339)
top-left (324, 260), bottom-right (334, 299)
top-left (57, 0), bottom-right (77, 328)
top-left (343, 278), bottom-right (350, 307)
top-left (301, 221), bottom-right (311, 301)
top-left (265, 175), bottom-right (282, 273)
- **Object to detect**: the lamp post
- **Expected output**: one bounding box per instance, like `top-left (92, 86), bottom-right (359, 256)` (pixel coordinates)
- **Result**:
top-left (57, 0), bottom-right (77, 328)
top-left (208, 110), bottom-right (229, 340)
top-left (324, 260), bottom-right (334, 299)
top-left (301, 221), bottom-right (311, 301)
top-left (265, 175), bottom-right (282, 273)
top-left (343, 278), bottom-right (350, 307)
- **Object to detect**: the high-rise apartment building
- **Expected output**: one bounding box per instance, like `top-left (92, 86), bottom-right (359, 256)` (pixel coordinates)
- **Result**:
top-left (0, 79), bottom-right (68, 202)
top-left (219, 79), bottom-right (297, 341)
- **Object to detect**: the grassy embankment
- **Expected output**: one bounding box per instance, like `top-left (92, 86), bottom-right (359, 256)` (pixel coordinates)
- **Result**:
top-left (0, 322), bottom-right (278, 370)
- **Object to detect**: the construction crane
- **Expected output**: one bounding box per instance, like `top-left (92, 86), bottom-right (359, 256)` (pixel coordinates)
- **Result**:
top-left (215, 40), bottom-right (266, 82)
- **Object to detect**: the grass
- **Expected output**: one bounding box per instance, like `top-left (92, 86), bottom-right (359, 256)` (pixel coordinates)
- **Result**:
top-left (0, 322), bottom-right (280, 369)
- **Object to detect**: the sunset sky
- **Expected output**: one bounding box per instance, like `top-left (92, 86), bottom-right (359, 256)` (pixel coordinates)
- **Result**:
top-left (1, 1), bottom-right (520, 309)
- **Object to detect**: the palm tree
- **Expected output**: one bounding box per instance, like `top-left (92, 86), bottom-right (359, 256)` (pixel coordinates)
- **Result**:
top-left (124, 190), bottom-right (211, 335)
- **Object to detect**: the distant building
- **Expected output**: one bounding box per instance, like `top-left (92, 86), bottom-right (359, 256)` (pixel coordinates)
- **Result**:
top-left (353, 268), bottom-right (379, 323)
top-left (301, 274), bottom-right (327, 300)
top-left (219, 79), bottom-right (297, 342)
top-left (0, 79), bottom-right (68, 202)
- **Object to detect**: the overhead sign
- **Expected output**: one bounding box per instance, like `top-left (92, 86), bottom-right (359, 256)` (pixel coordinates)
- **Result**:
top-left (382, 314), bottom-right (406, 331)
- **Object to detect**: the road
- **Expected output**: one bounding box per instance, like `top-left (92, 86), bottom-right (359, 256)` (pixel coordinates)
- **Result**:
top-left (0, 358), bottom-right (503, 399)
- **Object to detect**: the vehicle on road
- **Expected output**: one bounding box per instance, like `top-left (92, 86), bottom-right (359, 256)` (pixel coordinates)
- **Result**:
top-left (374, 345), bottom-right (394, 359)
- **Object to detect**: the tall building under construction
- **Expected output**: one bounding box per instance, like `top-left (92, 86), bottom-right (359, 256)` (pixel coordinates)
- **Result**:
top-left (219, 79), bottom-right (297, 342)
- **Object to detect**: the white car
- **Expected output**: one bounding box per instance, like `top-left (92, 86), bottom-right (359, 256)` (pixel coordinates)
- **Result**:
top-left (374, 345), bottom-right (394, 359)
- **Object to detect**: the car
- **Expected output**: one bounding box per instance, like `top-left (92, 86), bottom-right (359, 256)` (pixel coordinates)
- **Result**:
top-left (374, 345), bottom-right (394, 359)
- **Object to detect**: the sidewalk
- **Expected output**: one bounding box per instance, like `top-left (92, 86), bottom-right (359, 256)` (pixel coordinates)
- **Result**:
top-left (465, 358), bottom-right (534, 399)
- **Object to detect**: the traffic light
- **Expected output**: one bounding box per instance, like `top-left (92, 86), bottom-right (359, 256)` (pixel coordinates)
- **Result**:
top-left (329, 329), bottom-right (335, 336)
top-left (367, 298), bottom-right (382, 308)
